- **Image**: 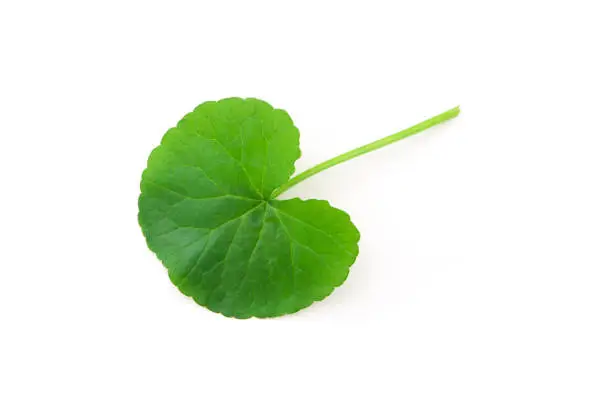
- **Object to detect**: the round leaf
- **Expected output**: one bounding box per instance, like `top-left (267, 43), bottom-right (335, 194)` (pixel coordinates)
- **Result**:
top-left (139, 98), bottom-right (360, 318)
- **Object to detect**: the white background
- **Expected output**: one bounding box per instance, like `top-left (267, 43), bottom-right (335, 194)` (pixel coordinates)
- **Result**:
top-left (1, 1), bottom-right (611, 407)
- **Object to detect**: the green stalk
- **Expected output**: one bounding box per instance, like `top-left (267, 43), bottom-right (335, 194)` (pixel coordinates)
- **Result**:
top-left (270, 105), bottom-right (460, 199)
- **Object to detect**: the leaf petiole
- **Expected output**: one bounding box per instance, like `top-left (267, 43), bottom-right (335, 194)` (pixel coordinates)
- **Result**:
top-left (270, 105), bottom-right (461, 198)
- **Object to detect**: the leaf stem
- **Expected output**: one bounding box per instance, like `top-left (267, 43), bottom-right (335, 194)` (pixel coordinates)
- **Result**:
top-left (270, 106), bottom-right (460, 198)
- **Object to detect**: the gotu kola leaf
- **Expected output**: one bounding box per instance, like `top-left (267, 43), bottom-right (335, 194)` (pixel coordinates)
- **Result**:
top-left (139, 97), bottom-right (460, 318)
top-left (139, 98), bottom-right (359, 318)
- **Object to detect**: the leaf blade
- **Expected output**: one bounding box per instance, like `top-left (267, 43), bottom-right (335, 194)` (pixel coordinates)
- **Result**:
top-left (138, 98), bottom-right (360, 318)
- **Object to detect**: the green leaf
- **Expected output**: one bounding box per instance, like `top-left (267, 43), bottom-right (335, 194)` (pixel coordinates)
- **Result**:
top-left (139, 98), bottom-right (360, 318)
top-left (139, 97), bottom-right (461, 318)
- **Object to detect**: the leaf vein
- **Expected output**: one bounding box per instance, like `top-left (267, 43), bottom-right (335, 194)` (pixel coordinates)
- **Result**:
top-left (273, 207), bottom-right (355, 257)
